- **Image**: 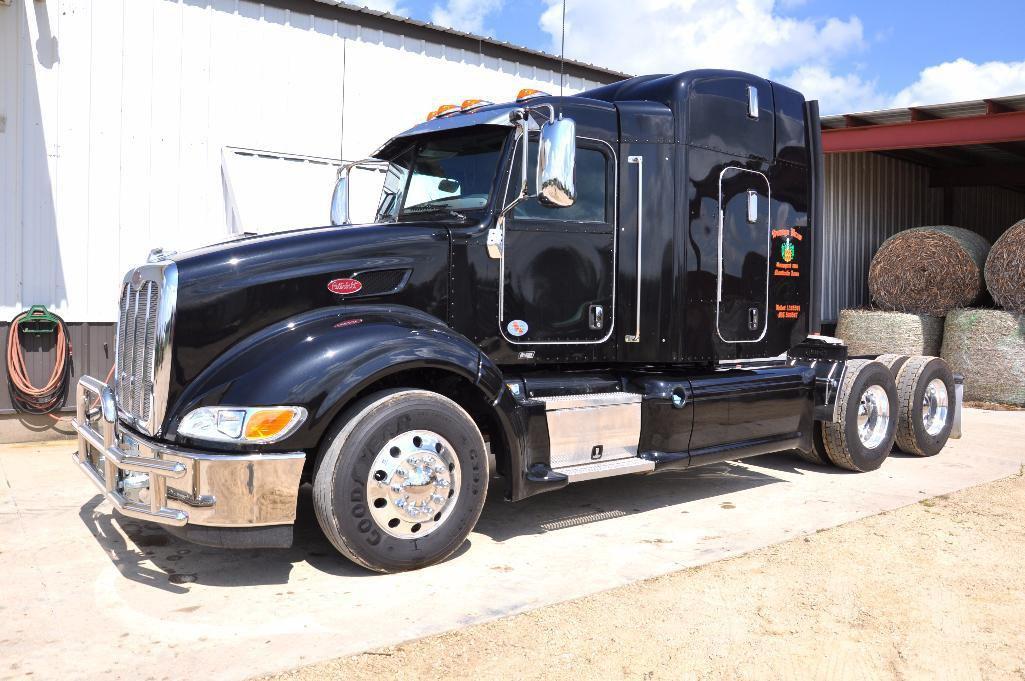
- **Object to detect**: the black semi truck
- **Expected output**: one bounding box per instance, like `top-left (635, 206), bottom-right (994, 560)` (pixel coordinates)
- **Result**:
top-left (72, 70), bottom-right (961, 573)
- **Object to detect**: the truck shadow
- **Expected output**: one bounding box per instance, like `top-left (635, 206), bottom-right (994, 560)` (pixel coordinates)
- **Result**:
top-left (78, 453), bottom-right (828, 592)
top-left (475, 456), bottom-right (796, 543)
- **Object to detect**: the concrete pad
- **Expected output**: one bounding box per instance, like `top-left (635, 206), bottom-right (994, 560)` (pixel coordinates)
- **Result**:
top-left (2, 409), bottom-right (1024, 681)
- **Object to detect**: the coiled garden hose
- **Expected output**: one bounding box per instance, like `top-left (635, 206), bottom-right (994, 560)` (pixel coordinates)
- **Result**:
top-left (6, 309), bottom-right (73, 415)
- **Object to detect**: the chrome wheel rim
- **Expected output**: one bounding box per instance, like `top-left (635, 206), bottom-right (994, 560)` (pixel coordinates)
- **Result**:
top-left (367, 430), bottom-right (460, 539)
top-left (857, 384), bottom-right (890, 449)
top-left (922, 378), bottom-right (949, 436)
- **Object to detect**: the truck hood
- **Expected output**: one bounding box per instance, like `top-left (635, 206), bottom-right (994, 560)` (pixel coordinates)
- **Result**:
top-left (166, 221), bottom-right (453, 418)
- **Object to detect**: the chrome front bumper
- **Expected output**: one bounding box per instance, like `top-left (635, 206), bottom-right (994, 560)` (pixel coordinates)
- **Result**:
top-left (71, 376), bottom-right (306, 528)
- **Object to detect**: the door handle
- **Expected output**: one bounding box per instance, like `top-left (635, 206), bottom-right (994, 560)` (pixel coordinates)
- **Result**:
top-left (748, 306), bottom-right (759, 331)
top-left (589, 304), bottom-right (604, 330)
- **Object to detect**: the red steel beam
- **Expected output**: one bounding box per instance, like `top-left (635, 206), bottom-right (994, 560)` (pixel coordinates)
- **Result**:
top-left (822, 110), bottom-right (1025, 153)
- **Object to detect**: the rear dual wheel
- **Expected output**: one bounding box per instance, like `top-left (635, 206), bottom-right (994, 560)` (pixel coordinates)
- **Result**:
top-left (313, 389), bottom-right (489, 573)
top-left (821, 359), bottom-right (899, 472)
top-left (894, 356), bottom-right (955, 456)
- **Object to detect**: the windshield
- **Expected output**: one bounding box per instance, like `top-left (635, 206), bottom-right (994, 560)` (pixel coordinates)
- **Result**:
top-left (375, 128), bottom-right (508, 222)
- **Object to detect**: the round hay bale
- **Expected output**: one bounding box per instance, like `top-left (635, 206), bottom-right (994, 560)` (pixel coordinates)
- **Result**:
top-left (984, 218), bottom-right (1025, 314)
top-left (940, 308), bottom-right (1025, 405)
top-left (835, 309), bottom-right (943, 356)
top-left (869, 226), bottom-right (991, 315)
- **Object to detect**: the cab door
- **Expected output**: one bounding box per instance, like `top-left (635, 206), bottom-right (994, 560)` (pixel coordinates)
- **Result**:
top-left (500, 137), bottom-right (616, 344)
top-left (717, 167), bottom-right (770, 343)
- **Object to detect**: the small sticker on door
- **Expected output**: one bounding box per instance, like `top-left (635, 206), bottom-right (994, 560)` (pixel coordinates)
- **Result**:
top-left (507, 320), bottom-right (529, 337)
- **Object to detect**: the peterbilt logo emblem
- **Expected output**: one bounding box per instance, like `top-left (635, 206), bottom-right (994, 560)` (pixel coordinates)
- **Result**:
top-left (327, 278), bottom-right (362, 295)
top-left (131, 269), bottom-right (143, 287)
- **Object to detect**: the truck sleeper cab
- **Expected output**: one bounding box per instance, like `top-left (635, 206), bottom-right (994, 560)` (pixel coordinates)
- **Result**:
top-left (71, 70), bottom-right (962, 573)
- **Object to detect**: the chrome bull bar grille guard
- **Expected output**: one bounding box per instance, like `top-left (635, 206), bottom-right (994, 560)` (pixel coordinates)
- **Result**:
top-left (71, 376), bottom-right (306, 529)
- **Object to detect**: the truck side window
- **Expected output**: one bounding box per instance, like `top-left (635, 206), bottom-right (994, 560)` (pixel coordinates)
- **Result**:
top-left (506, 137), bottom-right (607, 223)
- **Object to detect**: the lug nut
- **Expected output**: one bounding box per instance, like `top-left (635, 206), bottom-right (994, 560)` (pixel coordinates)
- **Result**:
top-left (431, 494), bottom-right (444, 505)
top-left (391, 484), bottom-right (402, 493)
top-left (395, 468), bottom-right (407, 477)
top-left (408, 456), bottom-right (421, 465)
top-left (395, 498), bottom-right (406, 508)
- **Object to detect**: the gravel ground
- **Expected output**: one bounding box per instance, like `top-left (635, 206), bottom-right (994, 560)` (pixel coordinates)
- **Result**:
top-left (265, 470), bottom-right (1025, 681)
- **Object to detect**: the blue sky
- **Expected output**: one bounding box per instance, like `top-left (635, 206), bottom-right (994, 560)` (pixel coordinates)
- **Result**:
top-left (363, 0), bottom-right (1025, 114)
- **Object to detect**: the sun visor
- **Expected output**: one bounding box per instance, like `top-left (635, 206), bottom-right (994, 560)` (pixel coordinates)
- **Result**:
top-left (372, 104), bottom-right (534, 159)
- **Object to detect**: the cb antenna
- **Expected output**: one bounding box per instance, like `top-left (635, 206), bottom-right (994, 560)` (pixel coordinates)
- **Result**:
top-left (559, 0), bottom-right (566, 95)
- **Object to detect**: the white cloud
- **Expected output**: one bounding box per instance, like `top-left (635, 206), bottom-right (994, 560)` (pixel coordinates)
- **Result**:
top-left (792, 58), bottom-right (1025, 115)
top-left (891, 58), bottom-right (1025, 108)
top-left (539, 0), bottom-right (864, 79)
top-left (783, 65), bottom-right (886, 115)
top-left (431, 0), bottom-right (504, 34)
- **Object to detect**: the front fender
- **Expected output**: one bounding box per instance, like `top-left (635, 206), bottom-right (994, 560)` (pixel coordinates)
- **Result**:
top-left (166, 305), bottom-right (504, 451)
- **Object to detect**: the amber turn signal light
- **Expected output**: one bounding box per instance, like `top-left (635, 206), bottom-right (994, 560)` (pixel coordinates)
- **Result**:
top-left (244, 408), bottom-right (301, 440)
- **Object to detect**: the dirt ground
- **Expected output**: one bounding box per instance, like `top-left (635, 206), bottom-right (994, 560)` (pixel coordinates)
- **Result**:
top-left (267, 470), bottom-right (1025, 681)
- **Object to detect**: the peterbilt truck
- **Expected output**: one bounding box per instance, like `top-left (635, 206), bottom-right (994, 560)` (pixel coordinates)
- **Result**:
top-left (72, 70), bottom-right (961, 573)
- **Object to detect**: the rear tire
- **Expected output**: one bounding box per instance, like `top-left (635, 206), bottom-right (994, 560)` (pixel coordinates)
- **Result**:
top-left (795, 421), bottom-right (831, 466)
top-left (822, 359), bottom-right (898, 472)
top-left (312, 389), bottom-right (489, 573)
top-left (875, 353), bottom-right (909, 377)
top-left (894, 356), bottom-right (955, 456)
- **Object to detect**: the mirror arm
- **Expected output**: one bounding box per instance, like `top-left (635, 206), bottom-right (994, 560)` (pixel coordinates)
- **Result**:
top-left (530, 103), bottom-right (556, 125)
top-left (339, 161), bottom-right (357, 225)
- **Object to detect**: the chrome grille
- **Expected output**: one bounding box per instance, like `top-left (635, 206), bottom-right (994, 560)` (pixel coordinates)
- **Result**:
top-left (116, 279), bottom-right (161, 424)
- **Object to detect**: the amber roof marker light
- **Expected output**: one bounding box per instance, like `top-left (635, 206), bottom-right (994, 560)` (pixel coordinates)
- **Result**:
top-left (516, 88), bottom-right (549, 103)
top-left (460, 99), bottom-right (494, 113)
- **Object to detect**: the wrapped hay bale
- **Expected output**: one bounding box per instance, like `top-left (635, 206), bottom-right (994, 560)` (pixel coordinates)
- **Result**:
top-left (835, 309), bottom-right (943, 356)
top-left (869, 226), bottom-right (991, 316)
top-left (984, 218), bottom-right (1025, 314)
top-left (940, 308), bottom-right (1025, 405)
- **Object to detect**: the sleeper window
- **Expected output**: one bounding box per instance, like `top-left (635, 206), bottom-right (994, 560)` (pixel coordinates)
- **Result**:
top-left (506, 139), bottom-right (607, 222)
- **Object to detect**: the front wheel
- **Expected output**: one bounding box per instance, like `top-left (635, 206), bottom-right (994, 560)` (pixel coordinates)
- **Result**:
top-left (313, 389), bottom-right (489, 573)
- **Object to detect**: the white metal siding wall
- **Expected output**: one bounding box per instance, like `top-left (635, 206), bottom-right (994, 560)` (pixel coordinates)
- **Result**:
top-left (821, 152), bottom-right (942, 322)
top-left (0, 0), bottom-right (604, 323)
top-left (951, 186), bottom-right (1025, 243)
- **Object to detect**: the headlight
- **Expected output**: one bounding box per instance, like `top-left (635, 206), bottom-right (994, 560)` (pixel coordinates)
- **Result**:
top-left (178, 406), bottom-right (307, 444)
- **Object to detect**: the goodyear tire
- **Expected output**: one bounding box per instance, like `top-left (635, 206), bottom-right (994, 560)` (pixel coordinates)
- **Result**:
top-left (822, 359), bottom-right (899, 472)
top-left (313, 389), bottom-right (489, 573)
top-left (894, 356), bottom-right (955, 456)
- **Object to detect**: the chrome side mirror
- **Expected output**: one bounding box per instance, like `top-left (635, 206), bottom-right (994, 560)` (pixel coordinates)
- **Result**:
top-left (330, 168), bottom-right (351, 225)
top-left (537, 116), bottom-right (576, 208)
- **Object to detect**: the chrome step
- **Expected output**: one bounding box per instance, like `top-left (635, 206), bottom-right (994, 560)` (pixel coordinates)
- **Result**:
top-left (552, 457), bottom-right (654, 483)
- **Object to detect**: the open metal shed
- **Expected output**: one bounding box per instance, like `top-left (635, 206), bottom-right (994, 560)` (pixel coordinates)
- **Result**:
top-left (819, 95), bottom-right (1025, 325)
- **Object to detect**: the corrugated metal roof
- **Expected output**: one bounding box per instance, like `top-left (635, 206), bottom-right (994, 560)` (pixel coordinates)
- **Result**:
top-left (821, 94), bottom-right (1025, 129)
top-left (311, 1), bottom-right (630, 83)
top-left (822, 94), bottom-right (1025, 173)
